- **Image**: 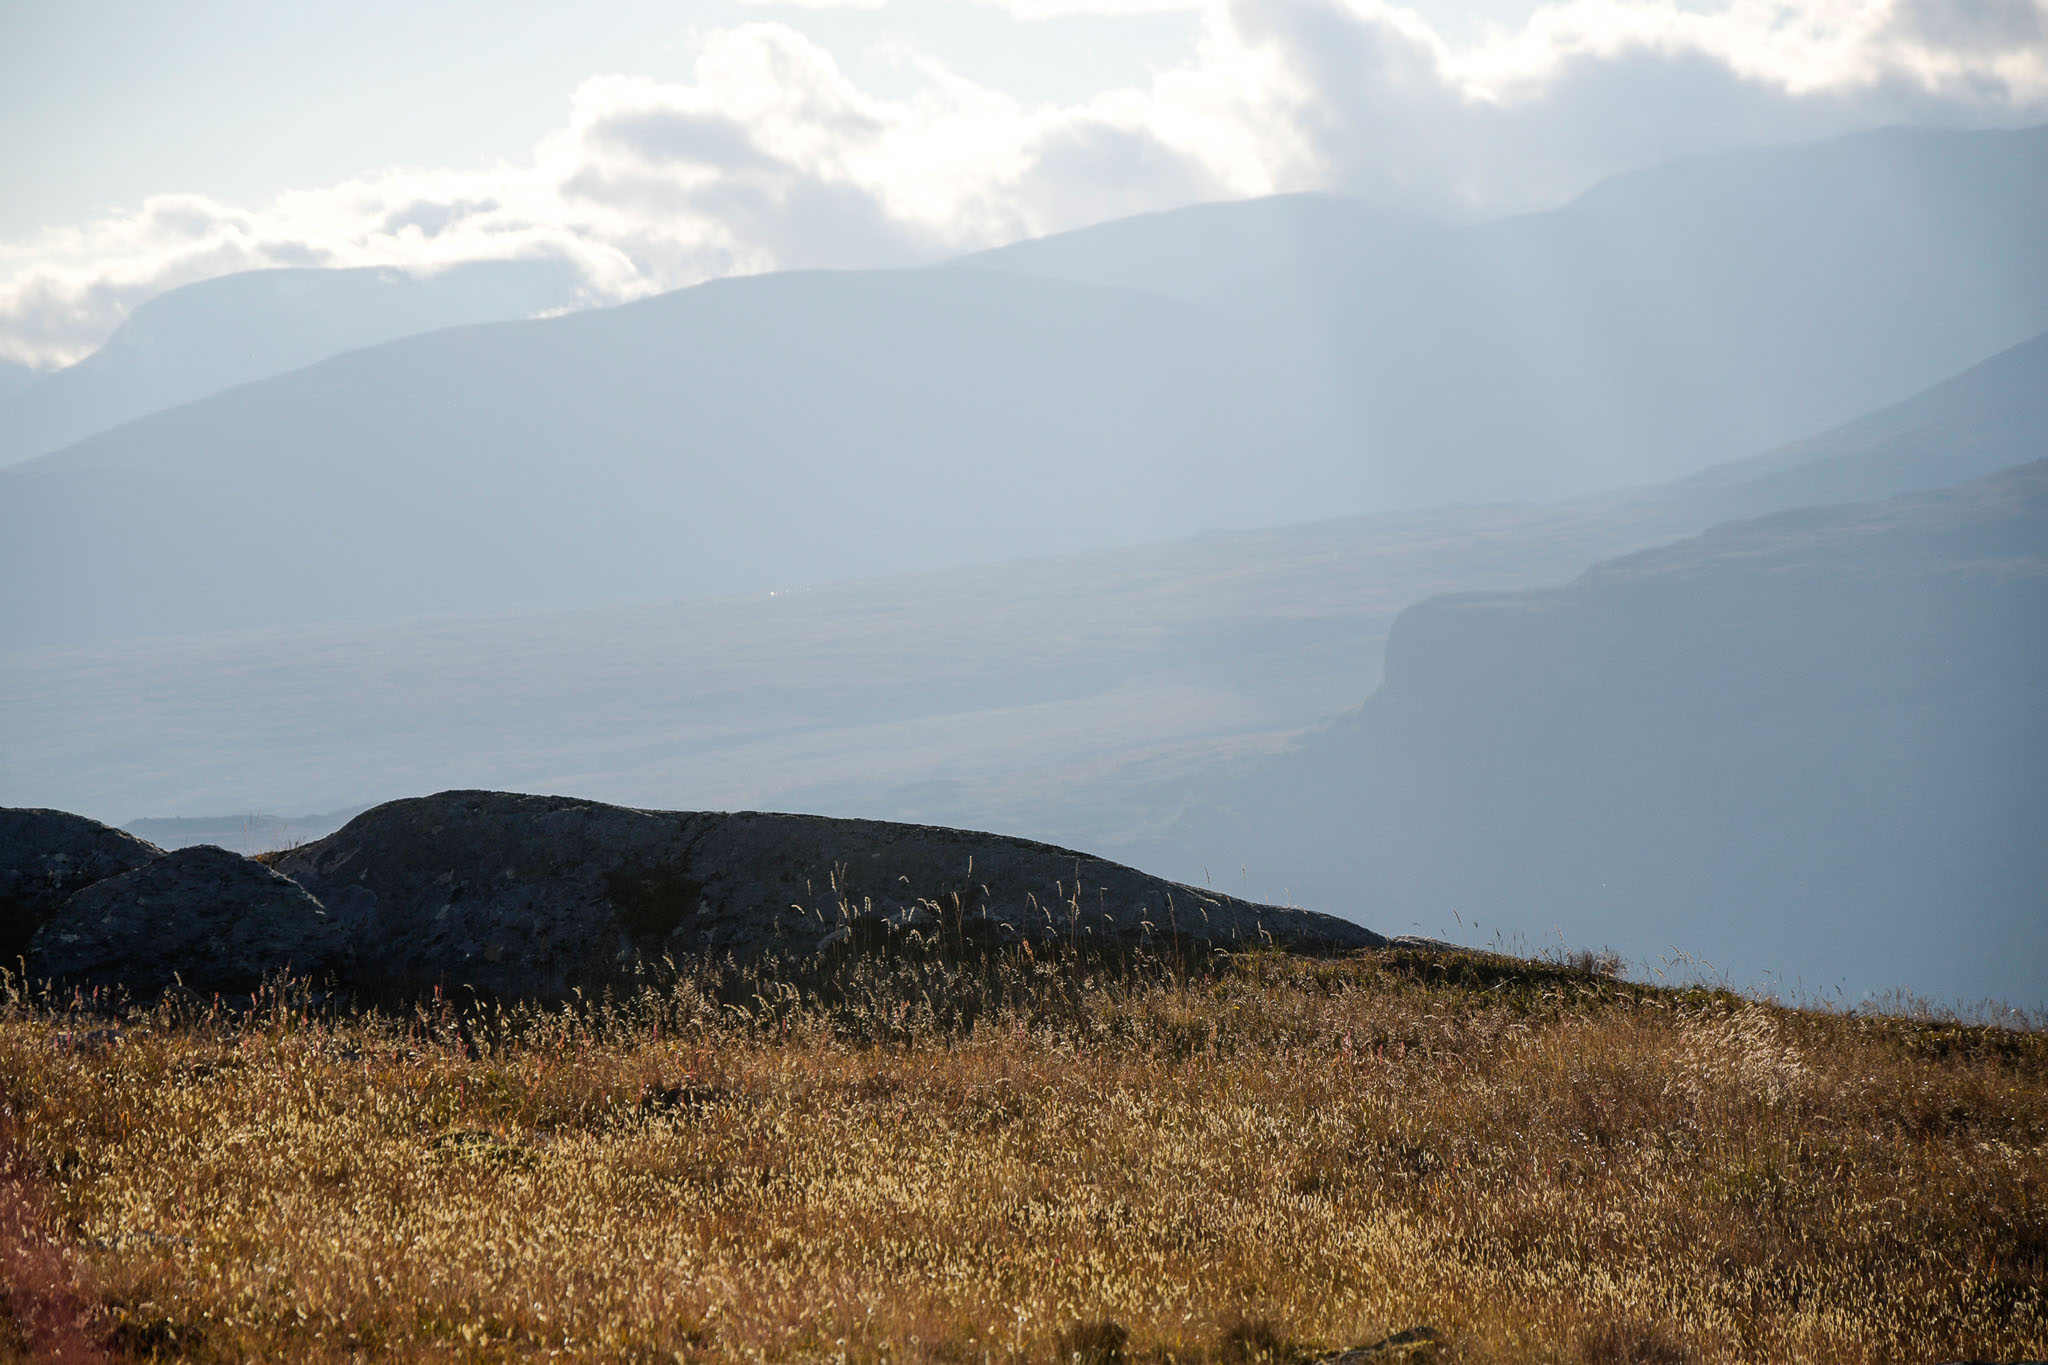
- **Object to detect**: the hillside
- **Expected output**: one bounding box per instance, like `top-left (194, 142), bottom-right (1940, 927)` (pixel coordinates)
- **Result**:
top-left (1225, 124), bottom-right (2048, 502)
top-left (0, 944), bottom-right (2041, 1362)
top-left (1149, 462), bottom-right (2048, 1007)
top-left (0, 259), bottom-right (585, 468)
top-left (958, 124), bottom-right (2048, 504)
top-left (0, 267), bottom-right (1331, 647)
top-left (3, 128), bottom-right (2046, 647)
top-left (1673, 328), bottom-right (2048, 519)
top-left (947, 191), bottom-right (1436, 301)
top-left (0, 358), bottom-right (34, 406)
top-left (9, 326), bottom-right (2046, 871)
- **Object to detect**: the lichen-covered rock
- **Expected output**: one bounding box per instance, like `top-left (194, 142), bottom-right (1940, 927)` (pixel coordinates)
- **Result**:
top-left (26, 844), bottom-right (352, 998)
top-left (0, 808), bottom-right (162, 963)
top-left (271, 789), bottom-right (1383, 1001)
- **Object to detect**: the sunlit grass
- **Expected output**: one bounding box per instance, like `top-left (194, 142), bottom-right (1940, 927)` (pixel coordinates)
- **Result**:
top-left (0, 944), bottom-right (2041, 1363)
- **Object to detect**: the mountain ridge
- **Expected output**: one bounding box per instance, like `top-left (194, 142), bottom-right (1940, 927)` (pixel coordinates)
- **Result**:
top-left (4, 124), bottom-right (2046, 647)
top-left (1141, 460), bottom-right (2048, 1007)
top-left (944, 191), bottom-right (1440, 301)
top-left (9, 320), bottom-right (2043, 880)
top-left (0, 257), bottom-right (587, 468)
top-left (0, 265), bottom-right (1335, 646)
top-left (1223, 122), bottom-right (2048, 502)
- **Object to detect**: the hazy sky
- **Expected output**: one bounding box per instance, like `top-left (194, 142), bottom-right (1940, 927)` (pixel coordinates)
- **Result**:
top-left (3, 0), bottom-right (2045, 367)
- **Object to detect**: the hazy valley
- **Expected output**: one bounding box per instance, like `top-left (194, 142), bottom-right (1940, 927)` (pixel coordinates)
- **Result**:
top-left (4, 124), bottom-right (2046, 1012)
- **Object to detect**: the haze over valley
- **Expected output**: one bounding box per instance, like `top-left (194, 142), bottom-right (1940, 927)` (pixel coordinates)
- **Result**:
top-left (4, 2), bottom-right (2047, 1012)
top-left (6, 249), bottom-right (2046, 1004)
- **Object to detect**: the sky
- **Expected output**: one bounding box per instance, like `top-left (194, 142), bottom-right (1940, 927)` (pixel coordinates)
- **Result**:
top-left (2, 0), bottom-right (2045, 368)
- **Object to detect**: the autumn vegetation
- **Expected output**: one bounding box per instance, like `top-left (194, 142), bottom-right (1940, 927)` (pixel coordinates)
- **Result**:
top-left (0, 939), bottom-right (2041, 1364)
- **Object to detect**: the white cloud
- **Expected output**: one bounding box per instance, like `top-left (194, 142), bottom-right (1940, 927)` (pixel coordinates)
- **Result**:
top-left (973, 0), bottom-right (1209, 17)
top-left (1228, 0), bottom-right (2048, 214)
top-left (2, 0), bottom-right (2042, 367)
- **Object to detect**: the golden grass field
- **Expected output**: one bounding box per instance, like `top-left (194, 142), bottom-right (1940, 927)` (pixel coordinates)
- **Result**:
top-left (0, 943), bottom-right (2041, 1364)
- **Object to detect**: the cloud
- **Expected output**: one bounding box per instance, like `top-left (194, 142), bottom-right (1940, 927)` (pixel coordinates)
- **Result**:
top-left (382, 198), bottom-right (502, 238)
top-left (1889, 0), bottom-right (2048, 54)
top-left (974, 0), bottom-right (1209, 16)
top-left (1232, 0), bottom-right (2048, 212)
top-left (2, 0), bottom-right (2043, 367)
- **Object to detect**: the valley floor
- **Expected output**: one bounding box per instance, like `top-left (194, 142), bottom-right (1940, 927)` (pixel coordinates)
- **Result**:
top-left (0, 947), bottom-right (2041, 1363)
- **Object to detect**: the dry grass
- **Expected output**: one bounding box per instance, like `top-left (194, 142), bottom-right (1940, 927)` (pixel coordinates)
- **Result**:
top-left (0, 942), bottom-right (2041, 1363)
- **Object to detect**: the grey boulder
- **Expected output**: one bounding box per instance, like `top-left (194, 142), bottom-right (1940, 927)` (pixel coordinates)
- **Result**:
top-left (0, 808), bottom-right (162, 962)
top-left (272, 789), bottom-right (1382, 1000)
top-left (26, 844), bottom-right (352, 999)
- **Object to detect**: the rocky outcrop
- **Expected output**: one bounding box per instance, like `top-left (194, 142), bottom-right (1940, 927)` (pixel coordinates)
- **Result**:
top-left (271, 790), bottom-right (1382, 1000)
top-left (3, 791), bottom-right (1381, 1003)
top-left (26, 844), bottom-right (351, 998)
top-left (0, 808), bottom-right (162, 963)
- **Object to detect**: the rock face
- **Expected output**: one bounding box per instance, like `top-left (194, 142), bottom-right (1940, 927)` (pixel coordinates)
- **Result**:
top-left (0, 808), bottom-right (162, 963)
top-left (27, 844), bottom-right (352, 998)
top-left (4, 791), bottom-right (1383, 1003)
top-left (272, 790), bottom-right (1382, 1000)
top-left (1153, 459), bottom-right (2048, 1006)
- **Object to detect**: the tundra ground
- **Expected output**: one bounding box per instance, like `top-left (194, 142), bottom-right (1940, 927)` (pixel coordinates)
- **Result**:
top-left (0, 944), bottom-right (2041, 1364)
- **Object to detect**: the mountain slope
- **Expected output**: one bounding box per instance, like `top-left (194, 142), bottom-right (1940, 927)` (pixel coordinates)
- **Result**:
top-left (5, 127), bottom-right (2046, 648)
top-left (948, 126), bottom-right (2048, 508)
top-left (945, 193), bottom-right (1435, 301)
top-left (0, 267), bottom-right (1337, 646)
top-left (0, 360), bottom-right (35, 406)
top-left (1150, 462), bottom-right (2048, 1007)
top-left (10, 324), bottom-right (2043, 846)
top-left (1226, 124), bottom-right (2048, 504)
top-left (0, 258), bottom-right (585, 467)
top-left (1672, 329), bottom-right (2048, 519)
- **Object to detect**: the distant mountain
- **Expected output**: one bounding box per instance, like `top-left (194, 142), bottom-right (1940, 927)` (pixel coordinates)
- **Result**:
top-left (1672, 330), bottom-right (2048, 520)
top-left (0, 258), bottom-right (586, 467)
top-left (1148, 461), bottom-right (2048, 1007)
top-left (946, 193), bottom-right (1436, 301)
top-left (1223, 123), bottom-right (2048, 504)
top-left (0, 359), bottom-right (36, 406)
top-left (9, 325), bottom-right (2042, 844)
top-left (950, 128), bottom-right (2048, 507)
top-left (5, 126), bottom-right (2045, 648)
top-left (0, 267), bottom-right (1337, 646)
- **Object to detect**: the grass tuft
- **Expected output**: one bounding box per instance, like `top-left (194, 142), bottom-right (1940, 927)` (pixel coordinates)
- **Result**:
top-left (0, 940), bottom-right (2039, 1362)
top-left (1056, 1319), bottom-right (1130, 1365)
top-left (1217, 1314), bottom-right (1295, 1363)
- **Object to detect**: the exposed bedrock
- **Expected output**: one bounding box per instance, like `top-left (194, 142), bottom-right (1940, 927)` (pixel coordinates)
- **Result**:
top-left (26, 844), bottom-right (352, 999)
top-left (0, 808), bottom-right (163, 963)
top-left (271, 789), bottom-right (1383, 1000)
